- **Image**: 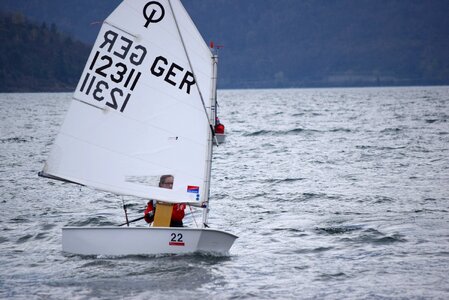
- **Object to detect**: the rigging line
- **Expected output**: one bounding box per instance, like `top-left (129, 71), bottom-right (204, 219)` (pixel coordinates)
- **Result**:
top-left (167, 0), bottom-right (215, 134)
top-left (188, 204), bottom-right (199, 228)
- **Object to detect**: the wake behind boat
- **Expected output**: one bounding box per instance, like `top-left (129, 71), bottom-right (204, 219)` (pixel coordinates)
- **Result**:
top-left (39, 0), bottom-right (237, 256)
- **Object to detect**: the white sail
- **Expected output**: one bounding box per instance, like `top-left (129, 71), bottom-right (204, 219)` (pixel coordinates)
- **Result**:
top-left (41, 0), bottom-right (214, 205)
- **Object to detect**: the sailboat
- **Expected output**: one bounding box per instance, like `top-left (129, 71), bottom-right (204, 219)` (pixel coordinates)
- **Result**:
top-left (39, 0), bottom-right (237, 255)
top-left (210, 42), bottom-right (226, 145)
top-left (214, 102), bottom-right (226, 145)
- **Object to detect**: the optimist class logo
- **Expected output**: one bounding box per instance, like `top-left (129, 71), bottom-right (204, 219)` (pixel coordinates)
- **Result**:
top-left (143, 1), bottom-right (165, 28)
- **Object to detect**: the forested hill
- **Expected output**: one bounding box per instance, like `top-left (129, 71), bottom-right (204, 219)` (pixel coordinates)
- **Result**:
top-left (1, 0), bottom-right (449, 91)
top-left (0, 12), bottom-right (89, 92)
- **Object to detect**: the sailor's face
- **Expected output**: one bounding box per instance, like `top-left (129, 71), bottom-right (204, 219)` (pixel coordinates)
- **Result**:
top-left (161, 177), bottom-right (174, 189)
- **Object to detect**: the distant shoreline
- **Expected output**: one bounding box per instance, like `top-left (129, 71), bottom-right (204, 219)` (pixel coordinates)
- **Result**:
top-left (2, 83), bottom-right (448, 94)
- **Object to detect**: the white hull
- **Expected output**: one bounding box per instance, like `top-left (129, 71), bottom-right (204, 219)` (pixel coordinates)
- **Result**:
top-left (62, 227), bottom-right (237, 256)
top-left (214, 133), bottom-right (226, 145)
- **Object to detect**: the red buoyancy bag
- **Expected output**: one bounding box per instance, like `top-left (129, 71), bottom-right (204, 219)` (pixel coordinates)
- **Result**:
top-left (215, 123), bottom-right (225, 134)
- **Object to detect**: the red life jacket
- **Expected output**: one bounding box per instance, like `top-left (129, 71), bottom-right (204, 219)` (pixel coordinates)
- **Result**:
top-left (144, 201), bottom-right (185, 223)
top-left (143, 201), bottom-right (155, 223)
top-left (171, 203), bottom-right (186, 222)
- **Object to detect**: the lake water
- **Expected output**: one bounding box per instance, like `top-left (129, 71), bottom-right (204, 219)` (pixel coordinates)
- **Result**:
top-left (1, 86), bottom-right (449, 299)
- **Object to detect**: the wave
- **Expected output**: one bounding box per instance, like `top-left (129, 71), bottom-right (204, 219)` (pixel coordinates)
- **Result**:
top-left (292, 246), bottom-right (334, 254)
top-left (244, 128), bottom-right (319, 136)
top-left (317, 272), bottom-right (348, 280)
top-left (302, 192), bottom-right (332, 200)
top-left (328, 128), bottom-right (352, 133)
top-left (425, 118), bottom-right (447, 124)
top-left (0, 137), bottom-right (32, 143)
top-left (264, 177), bottom-right (305, 184)
top-left (66, 216), bottom-right (116, 226)
top-left (315, 225), bottom-right (362, 235)
top-left (16, 234), bottom-right (34, 244)
top-left (380, 127), bottom-right (403, 133)
top-left (245, 127), bottom-right (354, 136)
top-left (355, 145), bottom-right (406, 150)
top-left (341, 228), bottom-right (407, 245)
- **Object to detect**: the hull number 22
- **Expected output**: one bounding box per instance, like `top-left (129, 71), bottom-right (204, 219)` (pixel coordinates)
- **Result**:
top-left (169, 233), bottom-right (185, 246)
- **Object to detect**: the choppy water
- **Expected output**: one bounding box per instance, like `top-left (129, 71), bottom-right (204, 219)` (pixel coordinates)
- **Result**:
top-left (1, 86), bottom-right (449, 299)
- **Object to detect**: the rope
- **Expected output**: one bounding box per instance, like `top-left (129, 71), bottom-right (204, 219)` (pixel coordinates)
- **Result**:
top-left (188, 204), bottom-right (199, 228)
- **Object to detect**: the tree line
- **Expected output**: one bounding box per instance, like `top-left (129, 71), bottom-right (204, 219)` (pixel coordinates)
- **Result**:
top-left (0, 11), bottom-right (89, 92)
top-left (1, 0), bottom-right (449, 91)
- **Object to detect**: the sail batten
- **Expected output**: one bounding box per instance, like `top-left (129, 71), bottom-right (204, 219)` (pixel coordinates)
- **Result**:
top-left (103, 21), bottom-right (138, 39)
top-left (42, 0), bottom-right (214, 205)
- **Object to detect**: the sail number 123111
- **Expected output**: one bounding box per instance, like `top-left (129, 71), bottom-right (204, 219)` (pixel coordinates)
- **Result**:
top-left (78, 51), bottom-right (142, 113)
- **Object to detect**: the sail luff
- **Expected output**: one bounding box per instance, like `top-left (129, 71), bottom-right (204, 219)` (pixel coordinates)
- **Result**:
top-left (202, 54), bottom-right (218, 226)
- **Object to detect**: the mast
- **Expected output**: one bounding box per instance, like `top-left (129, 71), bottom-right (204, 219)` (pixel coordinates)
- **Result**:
top-left (202, 53), bottom-right (218, 227)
